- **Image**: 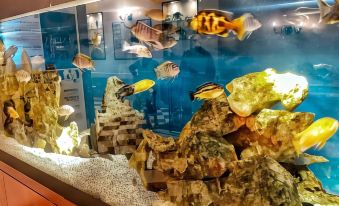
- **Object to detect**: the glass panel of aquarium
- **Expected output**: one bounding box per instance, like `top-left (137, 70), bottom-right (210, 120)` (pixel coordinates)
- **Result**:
top-left (0, 0), bottom-right (338, 205)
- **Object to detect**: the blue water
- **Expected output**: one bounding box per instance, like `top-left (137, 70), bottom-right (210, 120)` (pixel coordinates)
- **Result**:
top-left (0, 0), bottom-right (338, 195)
top-left (88, 0), bottom-right (339, 194)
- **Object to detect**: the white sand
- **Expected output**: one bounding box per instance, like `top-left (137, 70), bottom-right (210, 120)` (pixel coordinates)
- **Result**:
top-left (0, 136), bottom-right (158, 206)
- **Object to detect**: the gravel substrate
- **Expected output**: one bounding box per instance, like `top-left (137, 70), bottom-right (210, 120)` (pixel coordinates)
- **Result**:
top-left (0, 136), bottom-right (159, 206)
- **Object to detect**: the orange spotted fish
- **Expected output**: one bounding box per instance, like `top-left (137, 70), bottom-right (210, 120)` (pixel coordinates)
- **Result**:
top-left (189, 9), bottom-right (262, 40)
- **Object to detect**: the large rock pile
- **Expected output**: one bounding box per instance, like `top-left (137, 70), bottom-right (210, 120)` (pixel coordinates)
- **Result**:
top-left (95, 76), bottom-right (145, 155)
top-left (0, 41), bottom-right (88, 156)
top-left (129, 69), bottom-right (339, 206)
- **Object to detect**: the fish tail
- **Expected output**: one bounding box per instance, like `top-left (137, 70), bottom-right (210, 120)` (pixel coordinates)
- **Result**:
top-left (155, 69), bottom-right (161, 79)
top-left (122, 41), bottom-right (130, 51)
top-left (189, 91), bottom-right (195, 101)
top-left (317, 0), bottom-right (331, 23)
top-left (232, 13), bottom-right (261, 41)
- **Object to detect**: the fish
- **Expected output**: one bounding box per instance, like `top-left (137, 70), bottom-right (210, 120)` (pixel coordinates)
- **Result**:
top-left (91, 32), bottom-right (102, 47)
top-left (145, 9), bottom-right (166, 21)
top-left (4, 45), bottom-right (18, 60)
top-left (31, 56), bottom-right (45, 70)
top-left (293, 117), bottom-right (338, 156)
top-left (7, 107), bottom-right (19, 119)
top-left (122, 41), bottom-right (152, 58)
top-left (72, 53), bottom-right (95, 72)
top-left (317, 0), bottom-right (339, 24)
top-left (131, 22), bottom-right (163, 43)
top-left (58, 105), bottom-right (75, 121)
top-left (154, 61), bottom-right (180, 80)
top-left (15, 69), bottom-right (31, 83)
top-left (190, 82), bottom-right (224, 101)
top-left (116, 79), bottom-right (155, 101)
top-left (189, 9), bottom-right (261, 40)
top-left (131, 22), bottom-right (177, 50)
top-left (153, 23), bottom-right (179, 35)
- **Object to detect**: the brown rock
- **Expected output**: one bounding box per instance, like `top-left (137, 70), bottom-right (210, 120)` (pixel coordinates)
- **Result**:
top-left (226, 109), bottom-right (314, 161)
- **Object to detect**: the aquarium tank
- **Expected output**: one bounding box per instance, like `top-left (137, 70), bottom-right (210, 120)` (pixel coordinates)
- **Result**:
top-left (0, 0), bottom-right (338, 205)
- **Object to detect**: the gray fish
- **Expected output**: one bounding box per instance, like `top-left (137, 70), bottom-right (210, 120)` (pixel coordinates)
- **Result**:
top-left (317, 0), bottom-right (339, 24)
top-left (4, 45), bottom-right (18, 60)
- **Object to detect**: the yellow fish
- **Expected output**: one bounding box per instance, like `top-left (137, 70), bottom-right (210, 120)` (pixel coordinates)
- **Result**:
top-left (190, 82), bottom-right (224, 101)
top-left (189, 9), bottom-right (261, 40)
top-left (116, 79), bottom-right (155, 101)
top-left (7, 107), bottom-right (19, 119)
top-left (293, 117), bottom-right (338, 155)
top-left (133, 79), bottom-right (155, 94)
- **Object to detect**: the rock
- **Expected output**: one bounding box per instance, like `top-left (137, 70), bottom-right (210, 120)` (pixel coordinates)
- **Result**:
top-left (227, 109), bottom-right (314, 161)
top-left (226, 69), bottom-right (308, 117)
top-left (158, 156), bottom-right (301, 206)
top-left (284, 164), bottom-right (339, 205)
top-left (188, 93), bottom-right (246, 137)
top-left (130, 129), bottom-right (237, 180)
top-left (96, 76), bottom-right (145, 155)
top-left (21, 49), bottom-right (32, 74)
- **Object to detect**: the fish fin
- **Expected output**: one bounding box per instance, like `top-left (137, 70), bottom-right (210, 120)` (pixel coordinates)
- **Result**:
top-left (232, 13), bottom-right (261, 41)
top-left (317, 0), bottom-right (332, 23)
top-left (122, 41), bottom-right (130, 51)
top-left (317, 0), bottom-right (332, 16)
top-left (155, 69), bottom-right (160, 79)
top-left (189, 91), bottom-right (195, 101)
top-left (77, 67), bottom-right (84, 72)
top-left (316, 140), bottom-right (327, 150)
top-left (199, 9), bottom-right (234, 21)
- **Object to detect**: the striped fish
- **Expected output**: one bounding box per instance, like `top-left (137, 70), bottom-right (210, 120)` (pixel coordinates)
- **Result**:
top-left (154, 61), bottom-right (180, 80)
top-left (131, 22), bottom-right (163, 44)
top-left (190, 82), bottom-right (224, 101)
top-left (131, 22), bottom-right (177, 50)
